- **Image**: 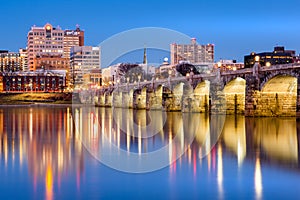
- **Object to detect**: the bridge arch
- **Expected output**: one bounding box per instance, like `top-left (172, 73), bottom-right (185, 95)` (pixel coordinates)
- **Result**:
top-left (223, 77), bottom-right (246, 114)
top-left (133, 87), bottom-right (148, 109)
top-left (260, 71), bottom-right (300, 90)
top-left (183, 80), bottom-right (210, 112)
top-left (258, 75), bottom-right (297, 116)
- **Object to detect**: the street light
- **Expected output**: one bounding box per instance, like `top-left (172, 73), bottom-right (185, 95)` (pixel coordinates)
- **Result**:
top-left (168, 69), bottom-right (172, 85)
top-left (255, 56), bottom-right (260, 62)
top-left (126, 77), bottom-right (130, 90)
top-left (137, 74), bottom-right (141, 87)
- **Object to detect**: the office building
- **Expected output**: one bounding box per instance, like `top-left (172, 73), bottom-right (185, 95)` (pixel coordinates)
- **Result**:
top-left (170, 38), bottom-right (214, 65)
top-left (27, 23), bottom-right (64, 71)
top-left (19, 48), bottom-right (28, 71)
top-left (63, 25), bottom-right (84, 59)
top-left (70, 46), bottom-right (100, 87)
top-left (0, 51), bottom-right (24, 72)
top-left (244, 46), bottom-right (295, 68)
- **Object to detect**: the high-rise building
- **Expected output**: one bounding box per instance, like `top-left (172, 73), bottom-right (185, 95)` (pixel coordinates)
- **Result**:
top-left (19, 48), bottom-right (28, 71)
top-left (63, 25), bottom-right (84, 59)
top-left (170, 38), bottom-right (214, 65)
top-left (27, 23), bottom-right (64, 71)
top-left (0, 51), bottom-right (24, 72)
top-left (70, 46), bottom-right (100, 87)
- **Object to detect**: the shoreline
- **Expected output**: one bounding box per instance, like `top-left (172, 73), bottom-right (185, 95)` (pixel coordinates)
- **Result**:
top-left (0, 92), bottom-right (80, 106)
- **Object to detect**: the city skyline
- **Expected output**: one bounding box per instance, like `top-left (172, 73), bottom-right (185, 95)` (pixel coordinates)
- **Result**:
top-left (1, 0), bottom-right (300, 63)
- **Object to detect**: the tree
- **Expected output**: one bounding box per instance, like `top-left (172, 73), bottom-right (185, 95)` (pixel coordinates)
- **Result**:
top-left (116, 63), bottom-right (148, 83)
top-left (175, 63), bottom-right (200, 76)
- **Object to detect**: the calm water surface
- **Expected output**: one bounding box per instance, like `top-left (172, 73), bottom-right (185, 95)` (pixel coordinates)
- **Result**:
top-left (0, 106), bottom-right (300, 199)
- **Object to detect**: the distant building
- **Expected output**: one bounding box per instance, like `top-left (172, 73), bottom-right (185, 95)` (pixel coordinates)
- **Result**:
top-left (19, 48), bottom-right (28, 71)
top-left (294, 54), bottom-right (300, 63)
top-left (63, 25), bottom-right (84, 59)
top-left (83, 69), bottom-right (102, 87)
top-left (157, 57), bottom-right (176, 75)
top-left (0, 70), bottom-right (66, 92)
top-left (0, 51), bottom-right (24, 72)
top-left (214, 60), bottom-right (244, 71)
top-left (170, 38), bottom-right (214, 65)
top-left (244, 46), bottom-right (295, 68)
top-left (70, 46), bottom-right (100, 87)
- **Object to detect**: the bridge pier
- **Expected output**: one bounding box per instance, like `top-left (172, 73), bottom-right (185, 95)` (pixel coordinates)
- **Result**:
top-left (244, 75), bottom-right (259, 116)
top-left (105, 93), bottom-right (112, 107)
top-left (209, 82), bottom-right (226, 114)
top-left (148, 86), bottom-right (163, 110)
top-left (164, 83), bottom-right (183, 111)
top-left (133, 88), bottom-right (147, 109)
top-left (297, 78), bottom-right (300, 115)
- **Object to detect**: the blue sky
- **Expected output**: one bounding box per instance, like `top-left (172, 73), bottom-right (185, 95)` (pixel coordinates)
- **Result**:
top-left (1, 0), bottom-right (300, 62)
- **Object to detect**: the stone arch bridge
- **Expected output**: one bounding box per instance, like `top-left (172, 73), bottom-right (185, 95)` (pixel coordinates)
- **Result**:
top-left (78, 63), bottom-right (300, 116)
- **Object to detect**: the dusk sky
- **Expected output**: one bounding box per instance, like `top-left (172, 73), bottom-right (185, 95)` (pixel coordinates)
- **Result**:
top-left (1, 0), bottom-right (300, 63)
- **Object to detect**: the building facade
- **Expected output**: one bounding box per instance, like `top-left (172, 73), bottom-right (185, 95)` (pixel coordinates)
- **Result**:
top-left (33, 55), bottom-right (69, 70)
top-left (1, 70), bottom-right (66, 92)
top-left (170, 38), bottom-right (214, 65)
top-left (244, 46), bottom-right (295, 68)
top-left (214, 60), bottom-right (244, 71)
top-left (19, 48), bottom-right (28, 71)
top-left (70, 46), bottom-right (100, 87)
top-left (83, 69), bottom-right (102, 87)
top-left (63, 26), bottom-right (84, 59)
top-left (27, 23), bottom-right (64, 71)
top-left (0, 51), bottom-right (24, 72)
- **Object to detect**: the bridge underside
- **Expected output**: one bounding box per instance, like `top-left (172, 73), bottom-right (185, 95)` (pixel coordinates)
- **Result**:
top-left (224, 78), bottom-right (246, 114)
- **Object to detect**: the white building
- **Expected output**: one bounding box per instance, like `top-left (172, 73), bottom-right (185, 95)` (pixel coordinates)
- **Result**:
top-left (70, 46), bottom-right (100, 87)
top-left (101, 64), bottom-right (118, 83)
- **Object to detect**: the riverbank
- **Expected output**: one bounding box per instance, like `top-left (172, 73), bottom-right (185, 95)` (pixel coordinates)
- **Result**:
top-left (0, 93), bottom-right (80, 105)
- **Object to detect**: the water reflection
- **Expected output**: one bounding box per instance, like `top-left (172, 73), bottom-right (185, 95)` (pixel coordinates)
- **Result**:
top-left (0, 107), bottom-right (299, 199)
top-left (255, 155), bottom-right (263, 200)
top-left (0, 106), bottom-right (82, 199)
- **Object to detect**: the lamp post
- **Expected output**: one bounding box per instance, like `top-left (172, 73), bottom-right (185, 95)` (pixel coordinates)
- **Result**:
top-left (253, 56), bottom-right (260, 76)
top-left (138, 74), bottom-right (141, 87)
top-left (186, 72), bottom-right (190, 81)
top-left (126, 77), bottom-right (130, 90)
top-left (117, 79), bottom-right (120, 92)
top-left (168, 69), bottom-right (172, 86)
